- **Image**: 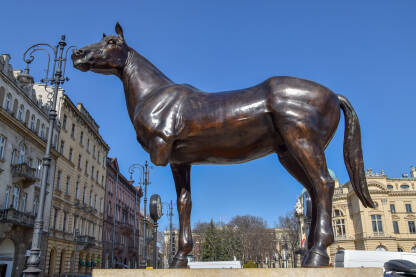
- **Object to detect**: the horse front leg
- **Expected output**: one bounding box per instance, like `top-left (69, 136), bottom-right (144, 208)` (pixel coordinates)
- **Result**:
top-left (170, 163), bottom-right (193, 268)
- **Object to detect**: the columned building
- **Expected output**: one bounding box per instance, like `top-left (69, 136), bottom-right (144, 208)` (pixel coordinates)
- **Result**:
top-left (103, 158), bottom-right (142, 268)
top-left (0, 54), bottom-right (60, 277)
top-left (35, 84), bottom-right (110, 276)
top-left (297, 167), bottom-right (416, 265)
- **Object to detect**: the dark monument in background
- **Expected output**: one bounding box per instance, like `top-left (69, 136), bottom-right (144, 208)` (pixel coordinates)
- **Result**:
top-left (71, 22), bottom-right (374, 268)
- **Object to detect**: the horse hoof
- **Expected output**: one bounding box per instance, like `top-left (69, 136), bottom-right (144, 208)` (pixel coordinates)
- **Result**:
top-left (169, 257), bottom-right (188, 268)
top-left (302, 247), bottom-right (329, 267)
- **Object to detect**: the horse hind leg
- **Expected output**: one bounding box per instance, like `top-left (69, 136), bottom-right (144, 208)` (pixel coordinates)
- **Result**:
top-left (278, 124), bottom-right (335, 267)
top-left (277, 150), bottom-right (317, 250)
top-left (170, 163), bottom-right (193, 268)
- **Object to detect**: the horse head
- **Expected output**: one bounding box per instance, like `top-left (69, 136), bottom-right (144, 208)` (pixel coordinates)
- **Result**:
top-left (71, 22), bottom-right (129, 76)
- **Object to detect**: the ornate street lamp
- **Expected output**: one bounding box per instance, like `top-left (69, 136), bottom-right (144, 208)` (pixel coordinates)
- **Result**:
top-left (129, 161), bottom-right (153, 267)
top-left (149, 194), bottom-right (162, 268)
top-left (22, 35), bottom-right (75, 277)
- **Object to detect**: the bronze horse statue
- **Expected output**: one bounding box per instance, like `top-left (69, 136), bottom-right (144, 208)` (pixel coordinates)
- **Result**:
top-left (72, 22), bottom-right (374, 268)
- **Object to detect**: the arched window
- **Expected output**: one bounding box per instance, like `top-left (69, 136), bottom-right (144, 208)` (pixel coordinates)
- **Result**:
top-left (18, 144), bottom-right (26, 164)
top-left (25, 110), bottom-right (30, 125)
top-left (376, 245), bottom-right (387, 251)
top-left (40, 124), bottom-right (45, 138)
top-left (0, 87), bottom-right (5, 107)
top-left (35, 119), bottom-right (40, 133)
top-left (4, 93), bottom-right (11, 111)
top-left (17, 104), bottom-right (24, 121)
top-left (30, 115), bottom-right (35, 130)
top-left (12, 99), bottom-right (18, 115)
top-left (48, 248), bottom-right (56, 275)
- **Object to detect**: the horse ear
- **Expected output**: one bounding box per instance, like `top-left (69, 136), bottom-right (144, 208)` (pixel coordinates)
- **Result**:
top-left (102, 33), bottom-right (106, 39)
top-left (115, 22), bottom-right (124, 40)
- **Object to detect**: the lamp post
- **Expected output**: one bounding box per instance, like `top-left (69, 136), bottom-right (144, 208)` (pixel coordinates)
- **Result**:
top-left (129, 161), bottom-right (152, 267)
top-left (22, 35), bottom-right (75, 277)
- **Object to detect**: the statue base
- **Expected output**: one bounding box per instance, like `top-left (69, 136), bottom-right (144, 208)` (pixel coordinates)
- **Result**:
top-left (93, 268), bottom-right (382, 277)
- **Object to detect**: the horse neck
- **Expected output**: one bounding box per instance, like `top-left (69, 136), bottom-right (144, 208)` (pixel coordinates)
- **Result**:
top-left (120, 48), bottom-right (172, 120)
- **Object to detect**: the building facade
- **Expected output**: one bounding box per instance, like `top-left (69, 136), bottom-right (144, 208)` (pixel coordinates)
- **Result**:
top-left (0, 54), bottom-right (60, 277)
top-left (102, 157), bottom-right (142, 269)
top-left (298, 167), bottom-right (416, 264)
top-left (34, 84), bottom-right (110, 276)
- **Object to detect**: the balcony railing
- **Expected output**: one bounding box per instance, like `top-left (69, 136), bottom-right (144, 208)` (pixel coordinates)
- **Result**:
top-left (11, 162), bottom-right (39, 188)
top-left (0, 208), bottom-right (35, 227)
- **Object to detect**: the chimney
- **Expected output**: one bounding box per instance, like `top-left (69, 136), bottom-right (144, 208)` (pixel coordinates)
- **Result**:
top-left (411, 166), bottom-right (416, 178)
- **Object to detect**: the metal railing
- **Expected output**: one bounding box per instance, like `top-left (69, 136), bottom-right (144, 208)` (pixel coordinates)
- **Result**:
top-left (0, 208), bottom-right (35, 227)
top-left (11, 162), bottom-right (39, 187)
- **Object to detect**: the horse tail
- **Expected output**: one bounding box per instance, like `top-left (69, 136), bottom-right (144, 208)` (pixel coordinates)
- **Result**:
top-left (338, 94), bottom-right (374, 208)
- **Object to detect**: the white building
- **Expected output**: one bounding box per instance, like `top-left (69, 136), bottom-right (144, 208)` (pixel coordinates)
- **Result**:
top-left (0, 53), bottom-right (60, 277)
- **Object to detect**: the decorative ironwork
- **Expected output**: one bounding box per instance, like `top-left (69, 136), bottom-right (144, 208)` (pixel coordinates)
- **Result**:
top-left (11, 162), bottom-right (39, 187)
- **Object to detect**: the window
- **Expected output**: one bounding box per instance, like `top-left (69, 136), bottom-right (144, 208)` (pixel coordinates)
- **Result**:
top-left (73, 216), bottom-right (78, 233)
top-left (94, 194), bottom-right (97, 209)
top-left (87, 139), bottom-right (90, 152)
top-left (100, 198), bottom-right (103, 213)
top-left (406, 204), bottom-right (413, 213)
top-left (30, 115), bottom-right (35, 130)
top-left (371, 215), bottom-right (383, 233)
top-left (60, 140), bottom-right (65, 155)
top-left (409, 221), bottom-right (416, 234)
top-left (89, 190), bottom-right (93, 206)
top-left (5, 94), bottom-right (11, 111)
top-left (96, 171), bottom-right (99, 182)
top-left (398, 247), bottom-right (404, 252)
top-left (401, 184), bottom-right (410, 190)
top-left (83, 186), bottom-right (87, 204)
top-left (85, 160), bottom-right (88, 175)
top-left (18, 144), bottom-right (26, 164)
top-left (56, 170), bottom-right (62, 190)
top-left (80, 131), bottom-right (83, 145)
top-left (390, 204), bottom-right (396, 213)
top-left (108, 201), bottom-right (111, 216)
top-left (53, 208), bottom-right (58, 230)
top-left (71, 123), bottom-right (75, 137)
top-left (0, 135), bottom-right (6, 159)
top-left (77, 155), bottom-right (81, 169)
top-left (17, 105), bottom-right (24, 121)
top-left (40, 124), bottom-right (45, 138)
top-left (393, 221), bottom-right (399, 234)
top-left (98, 151), bottom-right (101, 164)
top-left (65, 176), bottom-right (70, 194)
top-left (63, 212), bottom-right (67, 232)
top-left (75, 177), bottom-right (80, 200)
top-left (4, 187), bottom-right (10, 209)
top-left (93, 145), bottom-right (96, 158)
top-left (33, 195), bottom-right (39, 216)
top-left (387, 185), bottom-right (393, 189)
top-left (412, 246), bottom-right (416, 253)
top-left (12, 186), bottom-right (20, 209)
top-left (333, 209), bottom-right (344, 217)
top-left (91, 166), bottom-right (94, 178)
top-left (62, 114), bottom-right (67, 130)
top-left (36, 159), bottom-right (42, 177)
top-left (101, 175), bottom-right (104, 186)
top-left (69, 147), bottom-right (73, 162)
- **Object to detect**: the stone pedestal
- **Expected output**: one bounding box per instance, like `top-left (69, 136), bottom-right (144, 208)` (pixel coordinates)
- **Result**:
top-left (93, 268), bottom-right (382, 277)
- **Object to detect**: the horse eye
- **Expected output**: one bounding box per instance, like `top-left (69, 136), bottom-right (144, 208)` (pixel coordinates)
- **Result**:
top-left (108, 39), bottom-right (116, 45)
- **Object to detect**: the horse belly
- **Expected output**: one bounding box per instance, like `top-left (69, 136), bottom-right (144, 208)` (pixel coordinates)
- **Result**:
top-left (170, 116), bottom-right (276, 165)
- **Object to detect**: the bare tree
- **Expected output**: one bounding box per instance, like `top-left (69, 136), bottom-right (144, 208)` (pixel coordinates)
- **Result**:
top-left (277, 210), bottom-right (300, 267)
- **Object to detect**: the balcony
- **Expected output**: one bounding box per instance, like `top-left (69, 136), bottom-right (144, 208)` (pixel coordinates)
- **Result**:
top-left (76, 235), bottom-right (95, 250)
top-left (11, 163), bottom-right (39, 188)
top-left (0, 208), bottom-right (35, 228)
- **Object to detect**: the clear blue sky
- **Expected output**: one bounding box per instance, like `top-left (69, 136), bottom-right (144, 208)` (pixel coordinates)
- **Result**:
top-left (1, 1), bottom-right (416, 230)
